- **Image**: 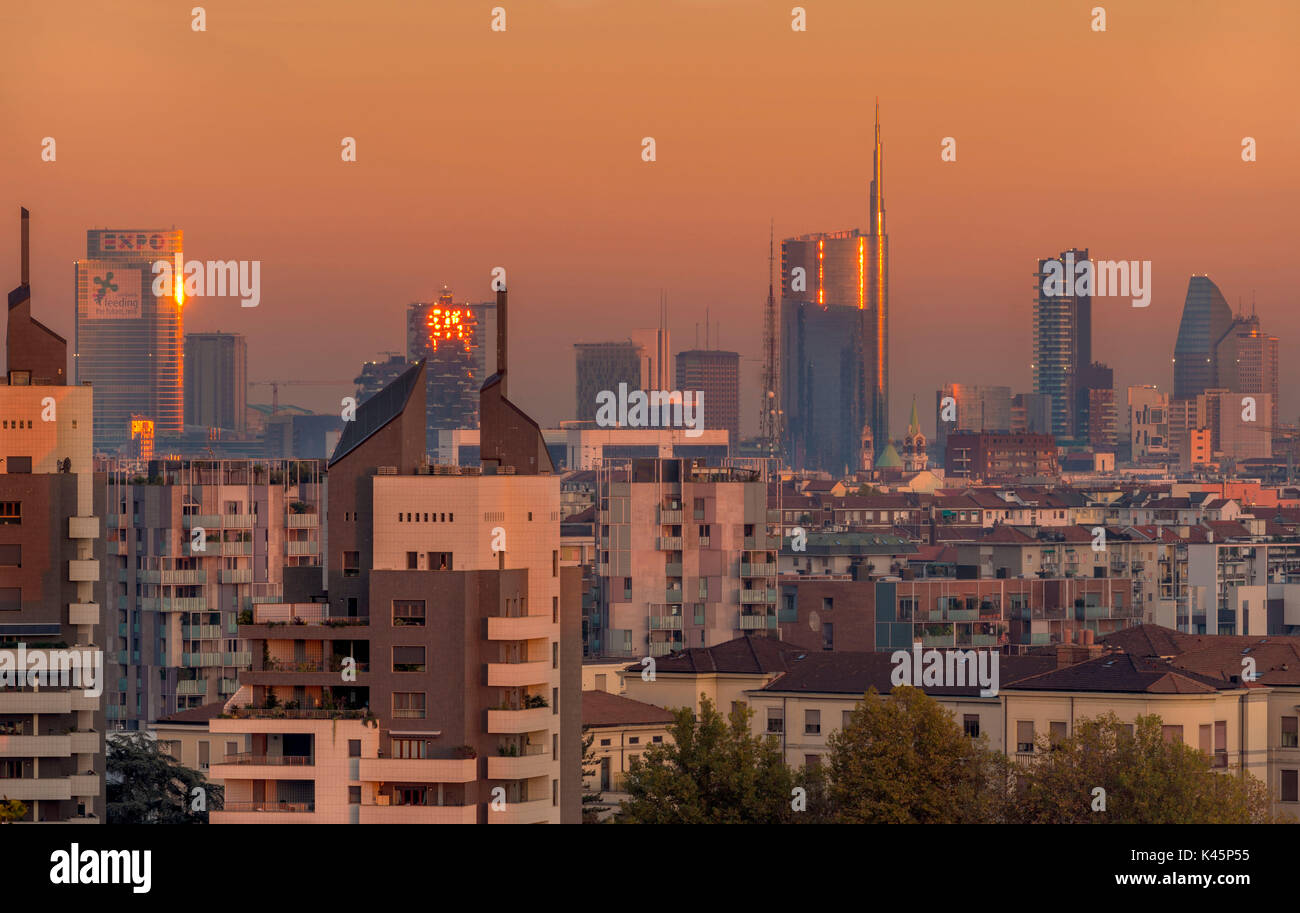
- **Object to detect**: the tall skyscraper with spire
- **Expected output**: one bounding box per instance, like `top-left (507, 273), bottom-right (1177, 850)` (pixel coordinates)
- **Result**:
top-left (779, 104), bottom-right (891, 473)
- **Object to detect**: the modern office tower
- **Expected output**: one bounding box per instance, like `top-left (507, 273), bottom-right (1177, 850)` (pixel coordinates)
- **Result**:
top-left (1201, 390), bottom-right (1273, 463)
top-left (1128, 385), bottom-right (1170, 461)
top-left (214, 288), bottom-right (580, 824)
top-left (944, 431), bottom-right (1060, 481)
top-left (354, 354), bottom-right (411, 405)
top-left (593, 458), bottom-right (777, 658)
top-left (1032, 248), bottom-right (1092, 445)
top-left (780, 106), bottom-right (890, 468)
top-left (406, 289), bottom-right (496, 446)
top-left (1172, 275), bottom-right (1234, 401)
top-left (104, 459), bottom-right (324, 728)
top-left (1, 209), bottom-right (105, 822)
top-left (574, 341), bottom-right (643, 422)
top-left (184, 332), bottom-right (247, 432)
top-left (781, 299), bottom-right (868, 473)
top-left (1011, 392), bottom-right (1052, 435)
top-left (674, 349), bottom-right (740, 445)
top-left (75, 228), bottom-right (184, 451)
top-left (1216, 312), bottom-right (1279, 430)
top-left (934, 383), bottom-right (1012, 450)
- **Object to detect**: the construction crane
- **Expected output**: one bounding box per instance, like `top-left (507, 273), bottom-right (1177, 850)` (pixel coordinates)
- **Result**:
top-left (248, 380), bottom-right (346, 415)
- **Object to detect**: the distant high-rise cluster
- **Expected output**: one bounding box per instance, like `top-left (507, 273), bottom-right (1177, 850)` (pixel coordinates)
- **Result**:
top-left (184, 332), bottom-right (247, 433)
top-left (674, 348), bottom-right (739, 443)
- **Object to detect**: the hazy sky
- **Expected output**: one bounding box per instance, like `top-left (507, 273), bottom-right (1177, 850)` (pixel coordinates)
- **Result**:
top-left (2, 0), bottom-right (1296, 438)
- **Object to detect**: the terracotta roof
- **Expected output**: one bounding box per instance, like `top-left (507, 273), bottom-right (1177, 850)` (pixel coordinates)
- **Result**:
top-left (156, 701), bottom-right (227, 724)
top-left (582, 691), bottom-right (676, 727)
top-left (626, 636), bottom-right (810, 675)
top-left (1102, 624), bottom-right (1300, 686)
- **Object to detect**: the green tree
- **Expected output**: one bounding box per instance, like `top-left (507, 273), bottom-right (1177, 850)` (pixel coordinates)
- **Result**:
top-left (107, 733), bottom-right (223, 824)
top-left (581, 729), bottom-right (611, 823)
top-left (826, 686), bottom-right (1002, 823)
top-left (1004, 712), bottom-right (1280, 824)
top-left (617, 696), bottom-right (796, 823)
top-left (0, 798), bottom-right (28, 824)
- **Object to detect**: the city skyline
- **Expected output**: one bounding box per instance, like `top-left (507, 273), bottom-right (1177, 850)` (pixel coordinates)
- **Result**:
top-left (1, 0), bottom-right (1295, 441)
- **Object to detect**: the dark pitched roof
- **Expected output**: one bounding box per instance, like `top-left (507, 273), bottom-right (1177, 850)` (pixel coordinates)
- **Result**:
top-left (758, 651), bottom-right (1057, 697)
top-left (1004, 652), bottom-right (1230, 694)
top-left (626, 636), bottom-right (810, 675)
top-left (1102, 624), bottom-right (1300, 686)
top-left (156, 701), bottom-right (227, 724)
top-left (328, 360), bottom-right (424, 465)
top-left (582, 690), bottom-right (676, 727)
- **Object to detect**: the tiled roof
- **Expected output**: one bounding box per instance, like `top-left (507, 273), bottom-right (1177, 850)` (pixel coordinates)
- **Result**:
top-left (759, 651), bottom-right (1057, 697)
top-left (582, 691), bottom-right (676, 727)
top-left (627, 636), bottom-right (810, 675)
top-left (328, 360), bottom-right (424, 465)
top-left (156, 701), bottom-right (228, 724)
top-left (1004, 652), bottom-right (1230, 694)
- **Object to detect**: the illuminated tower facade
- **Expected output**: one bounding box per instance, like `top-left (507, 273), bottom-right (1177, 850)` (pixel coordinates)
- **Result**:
top-left (406, 289), bottom-right (496, 450)
top-left (74, 229), bottom-right (184, 451)
top-left (779, 104), bottom-right (890, 471)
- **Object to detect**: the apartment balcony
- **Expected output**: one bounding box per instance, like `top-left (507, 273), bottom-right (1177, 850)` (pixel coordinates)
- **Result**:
top-left (224, 651), bottom-right (253, 666)
top-left (68, 559), bottom-right (99, 582)
top-left (487, 750), bottom-right (551, 780)
top-left (68, 602), bottom-right (98, 626)
top-left (1084, 605), bottom-right (1112, 619)
top-left (486, 660), bottom-right (550, 687)
top-left (665, 562), bottom-right (683, 577)
top-left (183, 652), bottom-right (223, 668)
top-left (286, 513), bottom-right (318, 528)
top-left (68, 516), bottom-right (99, 539)
top-left (157, 597), bottom-right (207, 613)
top-left (736, 612), bottom-right (774, 631)
top-left (658, 509), bottom-right (683, 524)
top-left (739, 588), bottom-right (777, 604)
top-left (487, 797), bottom-right (553, 824)
top-left (221, 568), bottom-right (254, 584)
top-left (649, 614), bottom-right (683, 631)
top-left (743, 536), bottom-right (776, 550)
top-left (211, 802), bottom-right (315, 823)
top-left (0, 778), bottom-right (72, 801)
top-left (0, 692), bottom-right (73, 714)
top-left (177, 680), bottom-right (208, 696)
top-left (657, 537), bottom-right (683, 551)
top-left (663, 589), bottom-right (684, 604)
top-left (359, 804), bottom-right (477, 824)
top-left (487, 707), bottom-right (551, 735)
top-left (947, 609), bottom-right (977, 622)
top-left (182, 624), bottom-right (222, 640)
top-left (741, 562), bottom-right (777, 577)
top-left (0, 735), bottom-right (71, 757)
top-left (486, 614), bottom-right (551, 641)
top-left (140, 569), bottom-right (206, 585)
top-left (287, 541), bottom-right (318, 556)
top-left (647, 641), bottom-right (679, 656)
top-left (113, 540), bottom-right (128, 556)
top-left (186, 514), bottom-right (256, 529)
top-left (71, 691), bottom-right (98, 711)
top-left (71, 732), bottom-right (98, 754)
top-left (70, 774), bottom-right (100, 796)
top-left (359, 757), bottom-right (477, 784)
top-left (210, 754), bottom-right (315, 782)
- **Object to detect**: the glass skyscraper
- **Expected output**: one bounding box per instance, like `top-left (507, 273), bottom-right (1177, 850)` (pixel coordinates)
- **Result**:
top-left (74, 229), bottom-right (184, 451)
top-left (1173, 275), bottom-right (1234, 401)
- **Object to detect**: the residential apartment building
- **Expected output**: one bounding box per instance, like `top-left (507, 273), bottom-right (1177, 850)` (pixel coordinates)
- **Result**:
top-left (595, 458), bottom-right (777, 658)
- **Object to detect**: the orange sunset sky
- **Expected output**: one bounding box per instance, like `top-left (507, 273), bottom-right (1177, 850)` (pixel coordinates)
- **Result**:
top-left (1, 0), bottom-right (1296, 438)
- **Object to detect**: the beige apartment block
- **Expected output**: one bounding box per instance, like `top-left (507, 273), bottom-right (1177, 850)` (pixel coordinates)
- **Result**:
top-left (581, 690), bottom-right (675, 792)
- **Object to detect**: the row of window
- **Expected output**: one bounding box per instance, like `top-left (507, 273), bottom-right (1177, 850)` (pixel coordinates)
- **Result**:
top-left (398, 512), bottom-right (455, 523)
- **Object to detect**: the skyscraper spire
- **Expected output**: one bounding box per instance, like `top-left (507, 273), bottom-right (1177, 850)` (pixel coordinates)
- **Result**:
top-left (870, 99), bottom-right (885, 238)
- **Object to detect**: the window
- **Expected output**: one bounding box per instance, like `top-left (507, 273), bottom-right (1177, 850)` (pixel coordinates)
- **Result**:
top-left (600, 739), bottom-right (611, 747)
top-left (766, 709), bottom-right (784, 734)
top-left (348, 786), bottom-right (361, 805)
top-left (1161, 725), bottom-right (1183, 745)
top-left (1049, 721), bottom-right (1067, 748)
top-left (1214, 721), bottom-right (1227, 768)
top-left (652, 735), bottom-right (663, 743)
top-left (1283, 716), bottom-right (1298, 748)
top-left (0, 501), bottom-right (20, 525)
top-left (1016, 721), bottom-right (1035, 753)
top-left (842, 710), bottom-right (853, 729)
top-left (392, 738), bottom-right (427, 759)
top-left (553, 687), bottom-right (558, 714)
top-left (342, 550), bottom-right (359, 578)
top-left (822, 622), bottom-right (833, 651)
top-left (198, 741), bottom-right (210, 769)
top-left (552, 642), bottom-right (558, 669)
top-left (429, 551), bottom-right (452, 570)
top-left (393, 645), bottom-right (426, 673)
top-left (0, 544), bottom-right (19, 567)
top-left (406, 551), bottom-right (418, 570)
top-left (393, 692), bottom-right (426, 719)
top-left (348, 739), bottom-right (361, 758)
top-left (822, 597), bottom-right (833, 612)
top-left (1284, 770), bottom-right (1299, 803)
top-left (553, 550), bottom-right (558, 577)
top-left (963, 714), bottom-right (980, 738)
top-left (804, 754), bottom-right (821, 769)
top-left (393, 600), bottom-right (425, 626)
top-left (629, 737), bottom-right (639, 745)
top-left (553, 596), bottom-right (558, 623)
top-left (804, 710), bottom-right (821, 735)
